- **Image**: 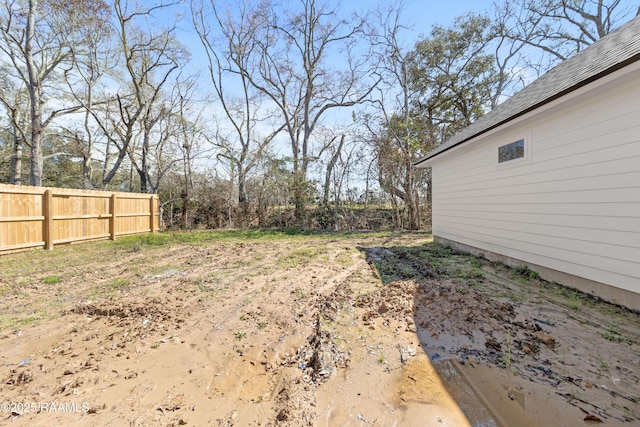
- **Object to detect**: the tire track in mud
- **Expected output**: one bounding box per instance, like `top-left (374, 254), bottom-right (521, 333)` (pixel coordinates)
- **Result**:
top-left (168, 242), bottom-right (369, 426)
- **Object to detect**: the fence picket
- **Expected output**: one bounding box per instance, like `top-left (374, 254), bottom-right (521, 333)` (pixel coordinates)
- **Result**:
top-left (0, 184), bottom-right (159, 254)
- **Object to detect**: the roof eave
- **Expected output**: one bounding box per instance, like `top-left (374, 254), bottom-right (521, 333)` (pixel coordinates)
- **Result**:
top-left (414, 51), bottom-right (640, 169)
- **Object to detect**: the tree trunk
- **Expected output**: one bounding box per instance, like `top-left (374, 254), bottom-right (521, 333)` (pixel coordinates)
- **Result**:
top-left (323, 134), bottom-right (345, 204)
top-left (82, 82), bottom-right (94, 189)
top-left (29, 128), bottom-right (43, 186)
top-left (76, 133), bottom-right (93, 189)
top-left (181, 191), bottom-right (189, 229)
top-left (291, 152), bottom-right (306, 224)
top-left (182, 156), bottom-right (192, 229)
top-left (293, 169), bottom-right (306, 225)
top-left (10, 135), bottom-right (22, 185)
top-left (102, 139), bottom-right (111, 186)
top-left (406, 196), bottom-right (420, 230)
top-left (238, 167), bottom-right (247, 209)
top-left (81, 144), bottom-right (93, 189)
top-left (25, 0), bottom-right (43, 187)
top-left (140, 133), bottom-right (149, 193)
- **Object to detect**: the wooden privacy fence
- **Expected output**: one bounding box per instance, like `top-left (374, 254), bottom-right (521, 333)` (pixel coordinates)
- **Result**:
top-left (0, 184), bottom-right (159, 254)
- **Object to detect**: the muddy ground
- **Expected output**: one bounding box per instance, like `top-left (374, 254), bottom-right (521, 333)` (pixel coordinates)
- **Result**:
top-left (0, 230), bottom-right (638, 426)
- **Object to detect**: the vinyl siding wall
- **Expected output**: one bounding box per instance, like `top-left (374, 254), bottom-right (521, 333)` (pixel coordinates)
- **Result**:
top-left (429, 67), bottom-right (640, 294)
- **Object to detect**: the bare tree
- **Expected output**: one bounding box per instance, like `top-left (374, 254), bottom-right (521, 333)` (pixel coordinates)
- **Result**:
top-left (0, 0), bottom-right (109, 186)
top-left (93, 0), bottom-right (188, 193)
top-left (193, 0), bottom-right (285, 215)
top-left (173, 76), bottom-right (208, 228)
top-left (63, 8), bottom-right (113, 189)
top-left (322, 133), bottom-right (345, 205)
top-left (207, 0), bottom-right (378, 224)
top-left (492, 0), bottom-right (637, 72)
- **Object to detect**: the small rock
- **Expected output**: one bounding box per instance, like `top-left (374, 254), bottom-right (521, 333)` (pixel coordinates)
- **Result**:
top-left (276, 409), bottom-right (288, 421)
top-left (378, 302), bottom-right (389, 314)
top-left (399, 346), bottom-right (416, 365)
top-left (534, 331), bottom-right (556, 349)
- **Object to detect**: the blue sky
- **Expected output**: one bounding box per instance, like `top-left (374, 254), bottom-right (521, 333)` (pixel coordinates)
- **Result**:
top-left (178, 0), bottom-right (497, 67)
top-left (346, 0), bottom-right (495, 44)
top-left (400, 0), bottom-right (494, 34)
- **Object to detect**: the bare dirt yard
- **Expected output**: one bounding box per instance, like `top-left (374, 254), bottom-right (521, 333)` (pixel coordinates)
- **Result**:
top-left (0, 230), bottom-right (639, 426)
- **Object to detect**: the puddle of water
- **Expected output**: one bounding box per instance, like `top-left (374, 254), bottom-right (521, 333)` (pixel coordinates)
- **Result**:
top-left (366, 247), bottom-right (395, 263)
top-left (418, 328), bottom-right (486, 356)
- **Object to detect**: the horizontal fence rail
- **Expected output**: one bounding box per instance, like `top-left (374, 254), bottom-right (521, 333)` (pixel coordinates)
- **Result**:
top-left (0, 184), bottom-right (159, 254)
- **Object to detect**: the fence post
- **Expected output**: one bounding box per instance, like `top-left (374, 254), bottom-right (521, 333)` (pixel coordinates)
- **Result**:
top-left (109, 193), bottom-right (117, 240)
top-left (150, 195), bottom-right (156, 233)
top-left (44, 189), bottom-right (53, 250)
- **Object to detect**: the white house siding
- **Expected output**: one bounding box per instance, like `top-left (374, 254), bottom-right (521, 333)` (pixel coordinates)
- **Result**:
top-left (428, 65), bottom-right (640, 295)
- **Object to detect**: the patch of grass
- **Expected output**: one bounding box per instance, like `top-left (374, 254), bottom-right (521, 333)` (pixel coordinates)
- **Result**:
top-left (278, 247), bottom-right (325, 268)
top-left (120, 228), bottom-right (395, 248)
top-left (378, 355), bottom-right (386, 364)
top-left (110, 278), bottom-right (129, 288)
top-left (429, 243), bottom-right (457, 258)
top-left (114, 233), bottom-right (174, 251)
top-left (411, 244), bottom-right (487, 285)
top-left (469, 257), bottom-right (483, 269)
top-left (294, 287), bottom-right (308, 299)
top-left (198, 284), bottom-right (215, 293)
top-left (90, 277), bottom-right (130, 299)
top-left (234, 330), bottom-right (247, 340)
top-left (602, 326), bottom-right (631, 343)
top-left (450, 263), bottom-right (484, 283)
top-left (596, 354), bottom-right (609, 370)
top-left (566, 291), bottom-right (583, 310)
top-left (0, 229), bottom-right (398, 293)
top-left (512, 265), bottom-right (539, 280)
top-left (258, 320), bottom-right (268, 329)
top-left (499, 331), bottom-right (512, 369)
top-left (148, 265), bottom-right (180, 276)
top-left (0, 282), bottom-right (11, 295)
top-left (374, 262), bottom-right (395, 282)
top-left (470, 267), bottom-right (486, 279)
top-left (42, 275), bottom-right (61, 284)
top-left (0, 314), bottom-right (42, 331)
top-left (336, 251), bottom-right (355, 267)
